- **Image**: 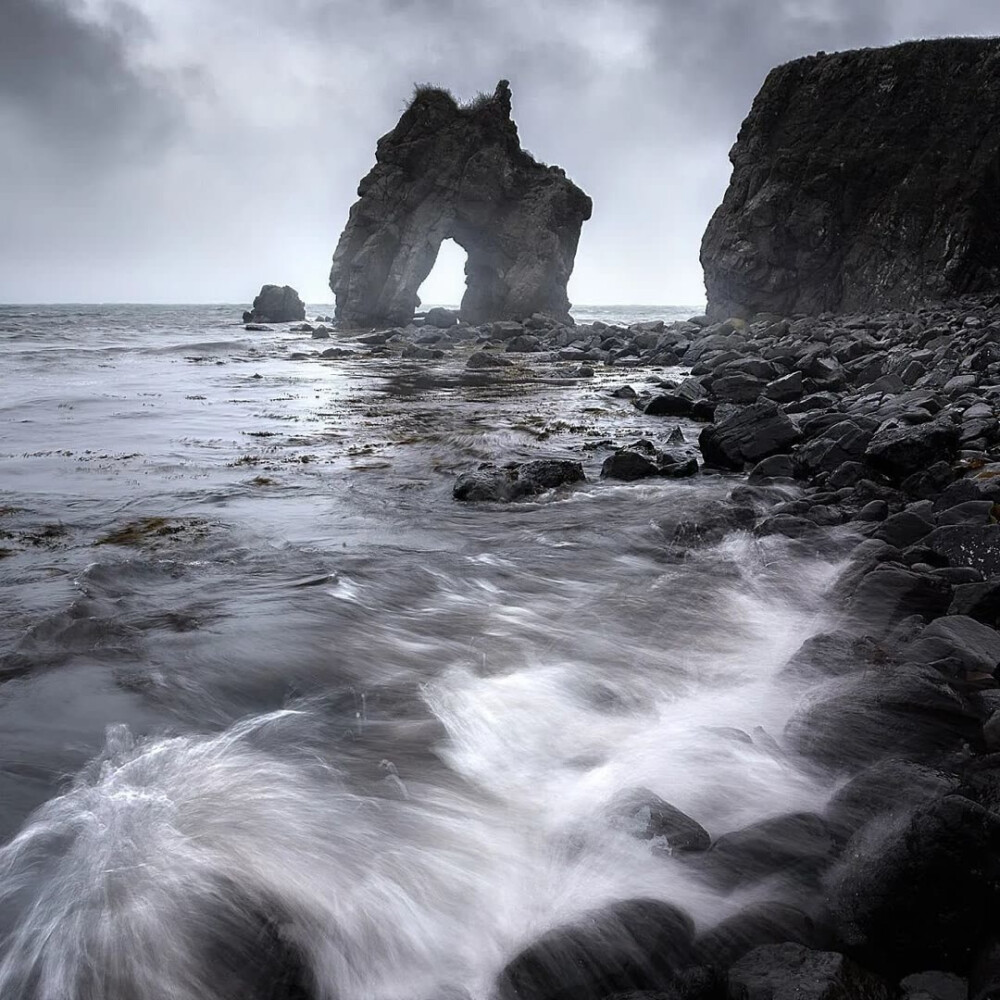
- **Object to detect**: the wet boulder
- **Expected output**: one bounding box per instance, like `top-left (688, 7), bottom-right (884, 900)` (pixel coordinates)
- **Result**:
top-left (699, 399), bottom-right (800, 470)
top-left (453, 460), bottom-right (584, 502)
top-left (726, 943), bottom-right (891, 1000)
top-left (495, 898), bottom-right (696, 1000)
top-left (601, 440), bottom-right (699, 481)
top-left (864, 420), bottom-right (961, 483)
top-left (899, 615), bottom-right (1000, 680)
top-left (925, 524), bottom-right (1000, 577)
top-left (845, 565), bottom-right (952, 633)
top-left (466, 350), bottom-right (514, 369)
top-left (796, 421), bottom-right (874, 479)
top-left (646, 394), bottom-right (696, 418)
top-left (899, 971), bottom-right (968, 1000)
top-left (245, 284), bottom-right (306, 323)
top-left (698, 812), bottom-right (836, 891)
top-left (607, 787), bottom-right (710, 854)
top-left (823, 759), bottom-right (960, 839)
top-left (784, 665), bottom-right (977, 771)
top-left (826, 794), bottom-right (1000, 976)
top-left (695, 902), bottom-right (827, 970)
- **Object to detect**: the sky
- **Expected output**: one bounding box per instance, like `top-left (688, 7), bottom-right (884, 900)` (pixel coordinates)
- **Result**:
top-left (2, 1), bottom-right (1000, 307)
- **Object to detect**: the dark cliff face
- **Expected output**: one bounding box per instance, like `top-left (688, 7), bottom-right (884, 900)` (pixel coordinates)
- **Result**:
top-left (701, 38), bottom-right (1000, 319)
top-left (329, 81), bottom-right (593, 328)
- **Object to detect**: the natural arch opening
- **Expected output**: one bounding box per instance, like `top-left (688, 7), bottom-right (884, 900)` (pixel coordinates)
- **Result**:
top-left (417, 238), bottom-right (467, 310)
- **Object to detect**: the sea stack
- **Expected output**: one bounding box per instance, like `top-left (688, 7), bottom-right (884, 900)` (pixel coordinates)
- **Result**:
top-left (244, 284), bottom-right (306, 323)
top-left (701, 38), bottom-right (1000, 319)
top-left (329, 80), bottom-right (592, 328)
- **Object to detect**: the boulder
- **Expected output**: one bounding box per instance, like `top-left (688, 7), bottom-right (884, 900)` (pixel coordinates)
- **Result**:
top-left (784, 665), bottom-right (977, 771)
top-left (466, 350), bottom-right (513, 369)
top-left (824, 758), bottom-right (960, 839)
top-left (845, 566), bottom-right (953, 632)
top-left (900, 615), bottom-right (1000, 678)
top-left (698, 812), bottom-right (835, 890)
top-left (726, 943), bottom-right (891, 1000)
top-left (696, 902), bottom-right (825, 970)
top-left (424, 307), bottom-right (460, 328)
top-left (796, 421), bottom-right (873, 479)
top-left (453, 460), bottom-right (584, 502)
top-left (899, 971), bottom-right (968, 1000)
top-left (699, 399), bottom-right (800, 470)
top-left (607, 787), bottom-right (710, 854)
top-left (329, 81), bottom-right (592, 327)
top-left (601, 441), bottom-right (699, 481)
top-left (826, 795), bottom-right (1000, 976)
top-left (925, 525), bottom-right (1000, 577)
top-left (495, 898), bottom-right (695, 1000)
top-left (701, 39), bottom-right (1000, 318)
top-left (245, 284), bottom-right (306, 323)
top-left (864, 420), bottom-right (961, 483)
top-left (646, 394), bottom-right (695, 418)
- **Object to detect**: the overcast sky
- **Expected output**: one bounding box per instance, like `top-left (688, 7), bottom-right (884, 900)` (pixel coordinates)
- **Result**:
top-left (2, 0), bottom-right (999, 307)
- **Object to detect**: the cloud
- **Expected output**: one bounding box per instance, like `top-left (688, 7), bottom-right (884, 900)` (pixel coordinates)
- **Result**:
top-left (0, 0), bottom-right (184, 162)
top-left (3, 0), bottom-right (1000, 304)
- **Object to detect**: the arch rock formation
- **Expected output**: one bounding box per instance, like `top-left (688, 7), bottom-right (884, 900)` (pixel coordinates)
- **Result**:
top-left (329, 81), bottom-right (592, 328)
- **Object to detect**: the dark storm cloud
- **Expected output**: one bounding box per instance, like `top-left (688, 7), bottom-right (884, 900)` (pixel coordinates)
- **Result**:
top-left (639, 0), bottom-right (892, 122)
top-left (0, 0), bottom-right (183, 161)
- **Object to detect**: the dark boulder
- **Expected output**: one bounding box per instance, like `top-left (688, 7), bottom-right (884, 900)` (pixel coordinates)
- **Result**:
top-left (466, 350), bottom-right (514, 369)
top-left (864, 420), bottom-right (961, 483)
top-left (845, 566), bottom-right (952, 633)
top-left (330, 81), bottom-right (592, 327)
top-left (424, 307), bottom-right (460, 328)
top-left (701, 39), bottom-right (1000, 318)
top-left (699, 399), bottom-right (800, 470)
top-left (607, 787), bottom-right (710, 854)
top-left (823, 759), bottom-right (960, 839)
top-left (899, 615), bottom-right (1000, 679)
top-left (779, 631), bottom-right (878, 683)
top-left (796, 421), bottom-right (873, 479)
top-left (601, 441), bottom-right (698, 482)
top-left (726, 943), bottom-right (891, 1000)
top-left (453, 460), bottom-right (584, 502)
top-left (872, 511), bottom-right (934, 549)
top-left (925, 524), bottom-right (1000, 577)
top-left (646, 394), bottom-right (695, 418)
top-left (826, 795), bottom-right (1000, 976)
top-left (698, 812), bottom-right (835, 891)
top-left (245, 284), bottom-right (306, 323)
top-left (695, 903), bottom-right (826, 970)
top-left (950, 578), bottom-right (1000, 626)
top-left (495, 898), bottom-right (695, 1000)
top-left (784, 665), bottom-right (977, 771)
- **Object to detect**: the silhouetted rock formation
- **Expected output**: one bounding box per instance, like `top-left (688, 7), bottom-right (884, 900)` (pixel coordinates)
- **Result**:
top-left (701, 39), bottom-right (1000, 319)
top-left (244, 285), bottom-right (306, 323)
top-left (329, 80), bottom-right (592, 328)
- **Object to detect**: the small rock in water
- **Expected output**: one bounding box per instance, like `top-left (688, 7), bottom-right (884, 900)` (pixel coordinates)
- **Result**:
top-left (453, 460), bottom-right (584, 502)
top-left (601, 439), bottom-right (698, 481)
top-left (243, 283), bottom-right (306, 323)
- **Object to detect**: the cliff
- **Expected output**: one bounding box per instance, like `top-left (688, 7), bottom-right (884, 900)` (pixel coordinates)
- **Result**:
top-left (701, 38), bottom-right (1000, 318)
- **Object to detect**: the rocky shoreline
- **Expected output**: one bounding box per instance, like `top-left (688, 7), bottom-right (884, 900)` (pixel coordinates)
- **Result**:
top-left (287, 296), bottom-right (1000, 1000)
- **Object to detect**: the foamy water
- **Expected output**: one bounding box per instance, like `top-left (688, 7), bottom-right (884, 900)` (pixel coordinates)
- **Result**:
top-left (0, 304), bottom-right (845, 999)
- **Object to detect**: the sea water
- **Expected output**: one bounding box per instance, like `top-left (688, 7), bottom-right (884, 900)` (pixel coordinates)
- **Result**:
top-left (0, 304), bottom-right (845, 999)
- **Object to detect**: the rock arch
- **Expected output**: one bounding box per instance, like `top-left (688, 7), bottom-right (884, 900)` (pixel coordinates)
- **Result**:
top-left (329, 81), bottom-right (592, 328)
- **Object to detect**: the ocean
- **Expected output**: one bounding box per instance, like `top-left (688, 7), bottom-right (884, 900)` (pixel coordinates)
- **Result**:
top-left (0, 304), bottom-right (841, 999)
